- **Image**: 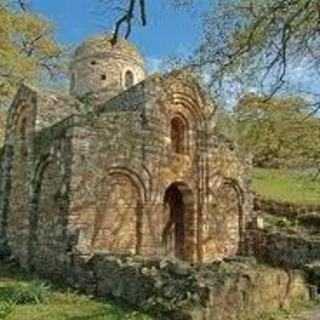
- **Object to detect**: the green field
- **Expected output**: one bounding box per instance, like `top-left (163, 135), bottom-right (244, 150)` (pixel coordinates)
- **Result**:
top-left (0, 262), bottom-right (152, 320)
top-left (251, 168), bottom-right (320, 205)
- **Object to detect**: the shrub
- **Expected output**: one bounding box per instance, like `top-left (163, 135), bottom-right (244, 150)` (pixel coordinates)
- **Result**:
top-left (0, 280), bottom-right (51, 305)
top-left (0, 301), bottom-right (15, 319)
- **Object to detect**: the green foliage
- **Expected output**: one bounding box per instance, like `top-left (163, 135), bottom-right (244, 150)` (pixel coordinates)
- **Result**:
top-left (0, 301), bottom-right (15, 319)
top-left (0, 0), bottom-right (65, 104)
top-left (200, 0), bottom-right (320, 97)
top-left (0, 261), bottom-right (153, 320)
top-left (0, 280), bottom-right (51, 305)
top-left (232, 94), bottom-right (320, 168)
top-left (251, 168), bottom-right (320, 205)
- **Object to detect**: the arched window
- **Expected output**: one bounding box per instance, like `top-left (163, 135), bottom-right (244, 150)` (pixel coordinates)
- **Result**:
top-left (124, 70), bottom-right (134, 89)
top-left (171, 116), bottom-right (187, 154)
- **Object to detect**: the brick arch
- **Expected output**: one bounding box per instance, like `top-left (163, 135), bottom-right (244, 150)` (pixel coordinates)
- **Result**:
top-left (10, 101), bottom-right (34, 149)
top-left (8, 96), bottom-right (35, 136)
top-left (29, 152), bottom-right (65, 267)
top-left (170, 94), bottom-right (204, 122)
top-left (220, 178), bottom-right (246, 252)
top-left (170, 114), bottom-right (189, 154)
top-left (91, 169), bottom-right (144, 255)
top-left (203, 178), bottom-right (244, 261)
top-left (6, 102), bottom-right (35, 266)
top-left (105, 166), bottom-right (148, 202)
top-left (162, 181), bottom-right (196, 262)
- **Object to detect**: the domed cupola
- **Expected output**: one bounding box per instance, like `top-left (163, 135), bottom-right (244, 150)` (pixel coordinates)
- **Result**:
top-left (70, 35), bottom-right (146, 103)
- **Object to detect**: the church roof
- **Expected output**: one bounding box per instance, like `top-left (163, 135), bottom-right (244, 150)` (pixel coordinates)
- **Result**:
top-left (73, 35), bottom-right (144, 66)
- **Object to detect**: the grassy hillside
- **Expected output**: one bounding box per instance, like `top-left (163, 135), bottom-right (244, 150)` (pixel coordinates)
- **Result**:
top-left (251, 168), bottom-right (320, 205)
top-left (0, 262), bottom-right (152, 320)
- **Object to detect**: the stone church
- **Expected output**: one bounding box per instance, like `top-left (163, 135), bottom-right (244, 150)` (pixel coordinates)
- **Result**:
top-left (0, 36), bottom-right (252, 275)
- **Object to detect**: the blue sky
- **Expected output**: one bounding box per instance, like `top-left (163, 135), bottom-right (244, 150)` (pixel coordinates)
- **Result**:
top-left (29, 1), bottom-right (319, 106)
top-left (31, 0), bottom-right (210, 66)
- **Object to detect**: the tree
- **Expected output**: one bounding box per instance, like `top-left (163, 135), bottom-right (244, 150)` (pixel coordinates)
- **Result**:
top-left (233, 94), bottom-right (320, 168)
top-left (0, 0), bottom-right (64, 105)
top-left (197, 0), bottom-right (320, 110)
top-left (96, 0), bottom-right (194, 44)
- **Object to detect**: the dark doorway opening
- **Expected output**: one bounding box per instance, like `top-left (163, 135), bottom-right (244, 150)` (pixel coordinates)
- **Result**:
top-left (163, 182), bottom-right (195, 261)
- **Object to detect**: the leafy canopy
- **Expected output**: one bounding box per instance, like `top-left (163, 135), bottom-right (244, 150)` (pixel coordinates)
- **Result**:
top-left (233, 94), bottom-right (320, 168)
top-left (0, 0), bottom-right (63, 104)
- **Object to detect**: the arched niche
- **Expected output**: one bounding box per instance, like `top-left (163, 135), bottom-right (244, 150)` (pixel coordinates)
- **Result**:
top-left (170, 115), bottom-right (189, 154)
top-left (12, 103), bottom-right (33, 159)
top-left (203, 180), bottom-right (243, 261)
top-left (91, 172), bottom-right (143, 255)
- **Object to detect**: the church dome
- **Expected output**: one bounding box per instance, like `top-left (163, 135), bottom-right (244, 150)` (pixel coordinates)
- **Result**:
top-left (70, 35), bottom-right (146, 103)
top-left (73, 35), bottom-right (145, 66)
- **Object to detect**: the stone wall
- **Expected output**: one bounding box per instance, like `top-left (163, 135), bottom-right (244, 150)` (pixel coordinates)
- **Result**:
top-left (254, 195), bottom-right (320, 218)
top-left (249, 229), bottom-right (320, 270)
top-left (0, 73), bottom-right (252, 271)
top-left (29, 120), bottom-right (74, 275)
top-left (67, 255), bottom-right (310, 320)
top-left (250, 195), bottom-right (320, 270)
top-left (202, 141), bottom-right (253, 262)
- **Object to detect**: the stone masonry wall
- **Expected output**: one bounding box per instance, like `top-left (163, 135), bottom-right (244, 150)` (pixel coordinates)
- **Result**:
top-left (1, 72), bottom-right (252, 272)
top-left (68, 255), bottom-right (310, 320)
top-left (29, 121), bottom-right (74, 275)
top-left (249, 229), bottom-right (320, 270)
top-left (200, 137), bottom-right (253, 262)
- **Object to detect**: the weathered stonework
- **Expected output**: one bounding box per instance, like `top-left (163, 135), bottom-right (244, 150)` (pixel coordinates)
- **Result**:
top-left (69, 255), bottom-right (310, 320)
top-left (0, 35), bottom-right (253, 276)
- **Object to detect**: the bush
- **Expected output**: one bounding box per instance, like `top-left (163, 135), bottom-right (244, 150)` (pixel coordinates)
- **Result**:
top-left (0, 280), bottom-right (51, 305)
top-left (0, 301), bottom-right (15, 319)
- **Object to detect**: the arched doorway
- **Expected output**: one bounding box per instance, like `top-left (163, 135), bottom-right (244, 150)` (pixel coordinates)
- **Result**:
top-left (163, 182), bottom-right (195, 262)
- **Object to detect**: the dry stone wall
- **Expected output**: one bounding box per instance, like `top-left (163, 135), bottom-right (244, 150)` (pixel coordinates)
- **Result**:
top-left (68, 255), bottom-right (310, 320)
top-left (254, 195), bottom-right (320, 218)
top-left (249, 229), bottom-right (320, 270)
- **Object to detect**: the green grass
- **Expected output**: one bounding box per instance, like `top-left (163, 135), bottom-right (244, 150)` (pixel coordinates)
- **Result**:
top-left (259, 300), bottom-right (320, 320)
top-left (0, 262), bottom-right (153, 320)
top-left (251, 168), bottom-right (320, 205)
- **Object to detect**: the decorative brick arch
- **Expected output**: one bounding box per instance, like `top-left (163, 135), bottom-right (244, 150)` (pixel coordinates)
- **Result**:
top-left (221, 178), bottom-right (246, 252)
top-left (29, 152), bottom-right (64, 265)
top-left (6, 101), bottom-right (35, 266)
top-left (203, 178), bottom-right (245, 261)
top-left (10, 101), bottom-right (34, 155)
top-left (162, 181), bottom-right (196, 262)
top-left (91, 168), bottom-right (145, 255)
top-left (170, 113), bottom-right (189, 154)
top-left (105, 167), bottom-right (148, 203)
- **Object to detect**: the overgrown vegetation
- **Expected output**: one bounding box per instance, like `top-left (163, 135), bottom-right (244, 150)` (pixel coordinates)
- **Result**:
top-left (0, 261), bottom-right (153, 320)
top-left (251, 168), bottom-right (320, 205)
